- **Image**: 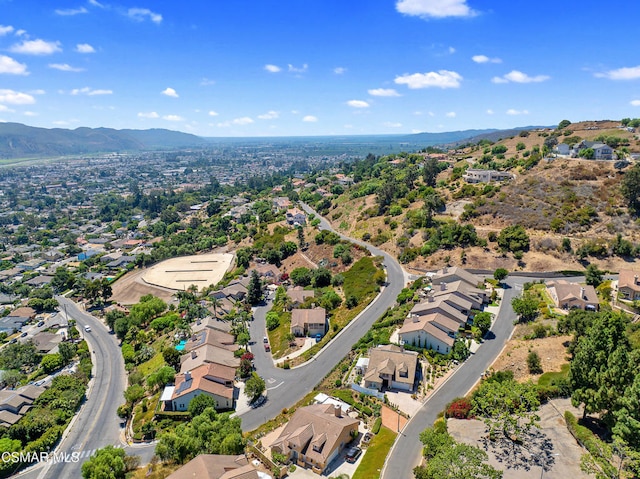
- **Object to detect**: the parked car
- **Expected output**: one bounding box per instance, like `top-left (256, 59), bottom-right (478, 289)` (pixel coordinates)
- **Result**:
top-left (20, 332), bottom-right (28, 338)
top-left (346, 447), bottom-right (362, 463)
top-left (264, 342), bottom-right (270, 352)
top-left (315, 333), bottom-right (322, 343)
top-left (37, 321), bottom-right (45, 327)
top-left (362, 432), bottom-right (374, 445)
top-left (263, 336), bottom-right (268, 343)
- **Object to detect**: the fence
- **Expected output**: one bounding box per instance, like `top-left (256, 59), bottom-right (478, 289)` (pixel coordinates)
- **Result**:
top-left (350, 383), bottom-right (385, 400)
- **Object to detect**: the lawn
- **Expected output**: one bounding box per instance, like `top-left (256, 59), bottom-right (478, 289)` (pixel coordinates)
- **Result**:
top-left (268, 310), bottom-right (292, 359)
top-left (352, 426), bottom-right (397, 479)
top-left (138, 352), bottom-right (165, 377)
top-left (343, 256), bottom-right (381, 303)
top-left (537, 363), bottom-right (570, 387)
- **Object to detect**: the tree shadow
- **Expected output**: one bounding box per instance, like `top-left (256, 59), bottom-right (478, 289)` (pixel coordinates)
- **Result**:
top-left (480, 427), bottom-right (557, 473)
top-left (483, 331), bottom-right (496, 341)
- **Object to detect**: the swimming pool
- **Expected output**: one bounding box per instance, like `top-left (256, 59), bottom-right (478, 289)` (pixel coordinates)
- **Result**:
top-left (175, 339), bottom-right (187, 351)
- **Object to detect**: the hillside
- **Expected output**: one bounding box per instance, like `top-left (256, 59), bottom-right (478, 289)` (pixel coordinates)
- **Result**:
top-left (0, 123), bottom-right (208, 159)
top-left (315, 120), bottom-right (640, 273)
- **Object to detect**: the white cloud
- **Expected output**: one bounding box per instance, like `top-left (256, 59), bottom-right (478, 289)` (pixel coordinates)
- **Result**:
top-left (70, 87), bottom-right (112, 95)
top-left (264, 64), bottom-right (281, 73)
top-left (55, 7), bottom-right (88, 15)
top-left (396, 0), bottom-right (477, 19)
top-left (492, 70), bottom-right (550, 83)
top-left (10, 39), bottom-right (62, 55)
top-left (368, 88), bottom-right (401, 97)
top-left (258, 110), bottom-right (279, 120)
top-left (88, 0), bottom-right (105, 7)
top-left (486, 109), bottom-right (494, 114)
top-left (303, 115), bottom-right (318, 122)
top-left (76, 43), bottom-right (95, 53)
top-left (288, 63), bottom-right (308, 73)
top-left (448, 46), bottom-right (456, 54)
top-left (208, 110), bottom-right (219, 116)
top-left (595, 65), bottom-right (640, 80)
top-left (49, 63), bottom-right (84, 72)
top-left (162, 114), bottom-right (184, 121)
top-left (29, 89), bottom-right (46, 95)
top-left (23, 111), bottom-right (37, 116)
top-left (232, 117), bottom-right (254, 125)
top-left (0, 89), bottom-right (36, 104)
top-left (445, 111), bottom-right (456, 117)
top-left (630, 100), bottom-right (640, 106)
top-left (506, 109), bottom-right (529, 115)
top-left (15, 30), bottom-right (26, 37)
top-left (395, 70), bottom-right (462, 89)
top-left (384, 121), bottom-right (403, 128)
top-left (200, 78), bottom-right (216, 86)
top-left (162, 87), bottom-right (178, 98)
top-left (0, 25), bottom-right (14, 36)
top-left (0, 55), bottom-right (28, 75)
top-left (0, 105), bottom-right (13, 112)
top-left (472, 54), bottom-right (501, 64)
top-left (334, 67), bottom-right (346, 75)
top-left (127, 8), bottom-right (162, 24)
top-left (52, 120), bottom-right (71, 126)
top-left (138, 111), bottom-right (159, 118)
top-left (347, 100), bottom-right (370, 108)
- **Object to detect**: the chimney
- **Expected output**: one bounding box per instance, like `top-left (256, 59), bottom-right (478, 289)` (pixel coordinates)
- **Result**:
top-left (441, 283), bottom-right (447, 292)
top-left (580, 287), bottom-right (585, 299)
top-left (635, 275), bottom-right (639, 285)
top-left (428, 294), bottom-right (435, 303)
top-left (442, 266), bottom-right (448, 274)
top-left (412, 315), bottom-right (419, 323)
top-left (191, 350), bottom-right (197, 359)
top-left (334, 404), bottom-right (341, 418)
top-left (185, 371), bottom-right (191, 382)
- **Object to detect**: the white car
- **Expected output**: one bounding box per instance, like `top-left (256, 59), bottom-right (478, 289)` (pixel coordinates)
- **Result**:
top-left (84, 325), bottom-right (92, 332)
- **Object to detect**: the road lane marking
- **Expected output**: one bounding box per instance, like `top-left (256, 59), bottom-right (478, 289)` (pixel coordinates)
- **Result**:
top-left (267, 381), bottom-right (284, 390)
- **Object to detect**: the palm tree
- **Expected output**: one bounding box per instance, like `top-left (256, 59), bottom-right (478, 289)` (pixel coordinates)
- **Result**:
top-left (209, 297), bottom-right (221, 319)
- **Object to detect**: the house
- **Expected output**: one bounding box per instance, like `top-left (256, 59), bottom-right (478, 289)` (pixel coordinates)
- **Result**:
top-left (430, 266), bottom-right (484, 290)
top-left (572, 140), bottom-right (614, 160)
top-left (0, 317), bottom-right (28, 334)
top-left (273, 196), bottom-right (292, 211)
top-left (164, 363), bottom-right (237, 412)
top-left (462, 169), bottom-right (514, 183)
top-left (291, 308), bottom-right (327, 337)
top-left (285, 208), bottom-right (306, 226)
top-left (362, 344), bottom-right (418, 391)
top-left (546, 280), bottom-right (599, 311)
top-left (249, 263), bottom-right (282, 284)
top-left (398, 312), bottom-right (455, 354)
top-left (409, 298), bottom-right (468, 326)
top-left (184, 329), bottom-right (238, 353)
top-left (25, 275), bottom-right (54, 287)
top-left (191, 316), bottom-right (233, 334)
top-left (271, 404), bottom-right (359, 474)
top-left (618, 269), bottom-right (640, 301)
top-left (0, 385), bottom-right (46, 426)
top-left (430, 280), bottom-right (486, 309)
top-left (166, 454), bottom-right (264, 479)
top-left (31, 332), bottom-right (63, 353)
top-left (180, 344), bottom-right (240, 373)
top-left (221, 281), bottom-right (248, 302)
top-left (554, 143), bottom-right (571, 156)
top-left (287, 286), bottom-right (315, 307)
top-left (8, 307), bottom-right (36, 320)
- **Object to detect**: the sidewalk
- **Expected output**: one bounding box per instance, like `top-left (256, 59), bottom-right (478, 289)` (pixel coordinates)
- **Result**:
top-left (274, 337), bottom-right (314, 365)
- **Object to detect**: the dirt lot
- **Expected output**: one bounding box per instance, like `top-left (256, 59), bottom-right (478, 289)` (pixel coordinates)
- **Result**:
top-left (448, 398), bottom-right (590, 479)
top-left (490, 332), bottom-right (571, 382)
top-left (110, 268), bottom-right (177, 306)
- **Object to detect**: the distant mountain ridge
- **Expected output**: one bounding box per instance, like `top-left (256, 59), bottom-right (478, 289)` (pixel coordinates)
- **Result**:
top-left (0, 123), bottom-right (208, 159)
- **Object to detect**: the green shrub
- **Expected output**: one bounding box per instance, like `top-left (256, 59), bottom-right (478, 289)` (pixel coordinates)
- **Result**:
top-left (372, 417), bottom-right (382, 434)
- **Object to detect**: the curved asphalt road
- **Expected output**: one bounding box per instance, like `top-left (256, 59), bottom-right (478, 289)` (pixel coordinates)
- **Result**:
top-left (382, 276), bottom-right (542, 479)
top-left (239, 203), bottom-right (406, 431)
top-left (22, 297), bottom-right (128, 479)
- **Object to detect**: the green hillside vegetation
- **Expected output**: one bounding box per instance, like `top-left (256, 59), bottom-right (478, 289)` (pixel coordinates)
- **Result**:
top-left (302, 119), bottom-right (640, 272)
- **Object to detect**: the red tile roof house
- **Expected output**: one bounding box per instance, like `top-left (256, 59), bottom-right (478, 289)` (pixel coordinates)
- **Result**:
top-left (271, 404), bottom-right (359, 474)
top-left (162, 363), bottom-right (237, 412)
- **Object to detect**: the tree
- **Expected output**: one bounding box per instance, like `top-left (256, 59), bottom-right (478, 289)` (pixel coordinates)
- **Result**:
top-left (584, 264), bottom-right (604, 287)
top-left (290, 267), bottom-right (312, 286)
top-left (570, 311), bottom-right (633, 423)
top-left (621, 164), bottom-right (640, 213)
top-left (451, 339), bottom-right (470, 361)
top-left (245, 372), bottom-right (265, 402)
top-left (187, 394), bottom-right (217, 417)
top-left (471, 378), bottom-right (540, 441)
top-left (297, 226), bottom-right (305, 250)
top-left (613, 373), bottom-right (640, 449)
top-left (266, 311), bottom-right (280, 330)
top-left (247, 270), bottom-right (262, 305)
top-left (81, 445), bottom-right (127, 479)
top-left (414, 442), bottom-right (503, 479)
top-left (58, 342), bottom-right (77, 365)
top-left (163, 347), bottom-right (181, 370)
top-left (558, 119), bottom-right (572, 130)
top-left (312, 267), bottom-right (332, 288)
top-left (497, 225), bottom-right (529, 253)
top-left (106, 310), bottom-right (126, 331)
top-left (473, 312), bottom-right (492, 336)
top-left (423, 157), bottom-right (440, 187)
top-left (493, 268), bottom-right (508, 283)
top-left (511, 293), bottom-right (539, 322)
top-left (423, 191), bottom-right (443, 227)
top-left (147, 366), bottom-right (175, 390)
top-left (527, 350), bottom-right (543, 374)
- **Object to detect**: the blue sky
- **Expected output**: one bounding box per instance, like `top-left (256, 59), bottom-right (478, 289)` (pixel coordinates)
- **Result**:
top-left (1, 0), bottom-right (640, 137)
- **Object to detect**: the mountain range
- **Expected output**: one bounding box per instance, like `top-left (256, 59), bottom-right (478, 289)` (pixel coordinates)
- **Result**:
top-left (0, 122), bottom-right (550, 160)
